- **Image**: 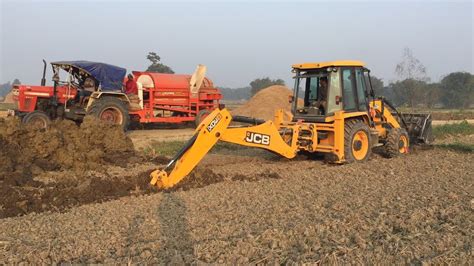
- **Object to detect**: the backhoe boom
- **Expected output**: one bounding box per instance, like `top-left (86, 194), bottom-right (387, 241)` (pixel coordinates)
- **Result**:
top-left (150, 108), bottom-right (298, 189)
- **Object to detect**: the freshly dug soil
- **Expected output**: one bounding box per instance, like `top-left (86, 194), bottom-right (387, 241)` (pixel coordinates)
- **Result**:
top-left (0, 116), bottom-right (143, 218)
top-left (0, 116), bottom-right (134, 177)
top-left (0, 169), bottom-right (157, 218)
top-left (232, 85), bottom-right (302, 121)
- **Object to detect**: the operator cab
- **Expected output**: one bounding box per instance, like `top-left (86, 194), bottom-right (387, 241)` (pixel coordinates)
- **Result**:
top-left (291, 60), bottom-right (373, 122)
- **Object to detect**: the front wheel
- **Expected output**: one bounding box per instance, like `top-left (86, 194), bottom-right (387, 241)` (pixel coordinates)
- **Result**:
top-left (22, 110), bottom-right (51, 129)
top-left (87, 96), bottom-right (130, 130)
top-left (384, 128), bottom-right (409, 158)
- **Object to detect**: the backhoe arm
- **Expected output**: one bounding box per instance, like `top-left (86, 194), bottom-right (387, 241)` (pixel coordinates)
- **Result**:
top-left (150, 108), bottom-right (298, 189)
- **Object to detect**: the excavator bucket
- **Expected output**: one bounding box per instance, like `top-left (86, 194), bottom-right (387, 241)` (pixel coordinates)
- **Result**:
top-left (400, 113), bottom-right (433, 145)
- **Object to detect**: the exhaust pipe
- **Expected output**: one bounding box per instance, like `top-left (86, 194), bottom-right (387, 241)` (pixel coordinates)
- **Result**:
top-left (41, 59), bottom-right (47, 86)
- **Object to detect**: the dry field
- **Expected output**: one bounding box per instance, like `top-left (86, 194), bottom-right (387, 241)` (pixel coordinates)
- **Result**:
top-left (0, 116), bottom-right (473, 264)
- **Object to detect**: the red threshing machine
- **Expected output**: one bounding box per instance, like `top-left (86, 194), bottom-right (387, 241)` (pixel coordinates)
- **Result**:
top-left (129, 70), bottom-right (222, 126)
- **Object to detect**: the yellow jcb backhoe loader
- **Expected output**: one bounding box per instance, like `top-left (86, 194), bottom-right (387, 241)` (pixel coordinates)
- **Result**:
top-left (150, 60), bottom-right (433, 189)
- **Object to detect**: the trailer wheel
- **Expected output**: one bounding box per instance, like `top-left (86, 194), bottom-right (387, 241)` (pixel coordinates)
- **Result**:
top-left (195, 109), bottom-right (211, 127)
top-left (384, 128), bottom-right (409, 158)
top-left (22, 111), bottom-right (51, 129)
top-left (87, 96), bottom-right (130, 130)
top-left (344, 119), bottom-right (372, 163)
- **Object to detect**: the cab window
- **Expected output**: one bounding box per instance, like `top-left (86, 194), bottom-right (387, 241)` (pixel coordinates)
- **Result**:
top-left (342, 68), bottom-right (356, 110)
top-left (355, 68), bottom-right (368, 110)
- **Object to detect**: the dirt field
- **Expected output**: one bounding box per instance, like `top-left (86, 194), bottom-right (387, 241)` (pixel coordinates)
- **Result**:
top-left (128, 128), bottom-right (195, 150)
top-left (0, 118), bottom-right (473, 263)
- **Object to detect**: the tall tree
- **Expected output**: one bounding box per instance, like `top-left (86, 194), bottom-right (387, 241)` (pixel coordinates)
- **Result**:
top-left (394, 47), bottom-right (429, 108)
top-left (424, 83), bottom-right (442, 108)
top-left (366, 75), bottom-right (384, 96)
top-left (146, 52), bottom-right (175, 74)
top-left (249, 77), bottom-right (285, 96)
top-left (387, 79), bottom-right (428, 107)
top-left (440, 72), bottom-right (473, 109)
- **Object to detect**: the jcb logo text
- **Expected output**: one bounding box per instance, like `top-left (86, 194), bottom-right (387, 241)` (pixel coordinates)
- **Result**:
top-left (245, 132), bottom-right (270, 145)
top-left (207, 114), bottom-right (222, 132)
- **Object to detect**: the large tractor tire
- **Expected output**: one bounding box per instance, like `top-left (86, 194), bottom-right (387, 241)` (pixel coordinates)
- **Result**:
top-left (344, 119), bottom-right (372, 163)
top-left (87, 96), bottom-right (130, 130)
top-left (384, 128), bottom-right (409, 158)
top-left (22, 110), bottom-right (51, 129)
top-left (195, 109), bottom-right (211, 127)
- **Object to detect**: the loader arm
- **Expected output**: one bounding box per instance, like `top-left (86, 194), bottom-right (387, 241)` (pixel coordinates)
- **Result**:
top-left (150, 108), bottom-right (298, 189)
top-left (370, 98), bottom-right (433, 144)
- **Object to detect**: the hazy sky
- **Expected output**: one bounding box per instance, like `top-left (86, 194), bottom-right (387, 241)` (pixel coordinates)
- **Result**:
top-left (1, 0), bottom-right (472, 88)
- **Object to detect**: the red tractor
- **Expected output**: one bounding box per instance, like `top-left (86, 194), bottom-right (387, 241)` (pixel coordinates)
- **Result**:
top-left (10, 60), bottom-right (222, 129)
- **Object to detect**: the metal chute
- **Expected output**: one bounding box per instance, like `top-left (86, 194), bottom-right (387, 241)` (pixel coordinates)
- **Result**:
top-left (189, 64), bottom-right (207, 94)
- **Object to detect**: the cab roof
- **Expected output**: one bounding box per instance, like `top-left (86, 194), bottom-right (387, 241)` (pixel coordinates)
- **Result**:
top-left (292, 60), bottom-right (365, 70)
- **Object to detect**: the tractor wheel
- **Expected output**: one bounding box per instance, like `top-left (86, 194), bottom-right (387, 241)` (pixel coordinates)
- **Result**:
top-left (384, 128), bottom-right (409, 158)
top-left (195, 109), bottom-right (211, 127)
top-left (344, 119), bottom-right (372, 163)
top-left (87, 96), bottom-right (130, 130)
top-left (22, 111), bottom-right (51, 129)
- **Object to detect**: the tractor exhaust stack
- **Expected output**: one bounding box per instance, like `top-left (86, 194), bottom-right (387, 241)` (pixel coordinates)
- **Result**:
top-left (41, 59), bottom-right (47, 86)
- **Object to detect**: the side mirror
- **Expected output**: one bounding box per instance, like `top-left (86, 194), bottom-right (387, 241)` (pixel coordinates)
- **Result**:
top-left (288, 95), bottom-right (294, 103)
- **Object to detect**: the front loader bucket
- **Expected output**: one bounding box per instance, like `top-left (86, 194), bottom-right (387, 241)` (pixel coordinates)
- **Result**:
top-left (400, 113), bottom-right (433, 145)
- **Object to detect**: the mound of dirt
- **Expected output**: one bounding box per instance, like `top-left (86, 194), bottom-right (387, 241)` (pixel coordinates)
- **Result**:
top-left (232, 85), bottom-right (302, 121)
top-left (0, 116), bottom-right (135, 178)
top-left (0, 116), bottom-right (145, 218)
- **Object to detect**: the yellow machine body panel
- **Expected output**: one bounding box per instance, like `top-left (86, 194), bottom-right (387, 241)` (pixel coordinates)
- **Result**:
top-left (221, 122), bottom-right (298, 159)
top-left (369, 99), bottom-right (402, 138)
top-left (292, 60), bottom-right (365, 70)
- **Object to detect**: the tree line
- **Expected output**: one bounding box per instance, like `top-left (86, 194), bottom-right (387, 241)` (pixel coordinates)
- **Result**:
top-left (372, 72), bottom-right (473, 109)
top-left (371, 48), bottom-right (473, 109)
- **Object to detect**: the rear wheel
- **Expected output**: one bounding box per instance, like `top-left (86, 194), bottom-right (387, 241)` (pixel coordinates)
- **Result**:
top-left (87, 97), bottom-right (130, 130)
top-left (195, 109), bottom-right (211, 127)
top-left (344, 119), bottom-right (372, 163)
top-left (22, 111), bottom-right (51, 129)
top-left (384, 128), bottom-right (409, 158)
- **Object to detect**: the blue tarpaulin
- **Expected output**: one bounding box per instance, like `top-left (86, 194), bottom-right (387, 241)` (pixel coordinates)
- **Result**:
top-left (52, 61), bottom-right (126, 91)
